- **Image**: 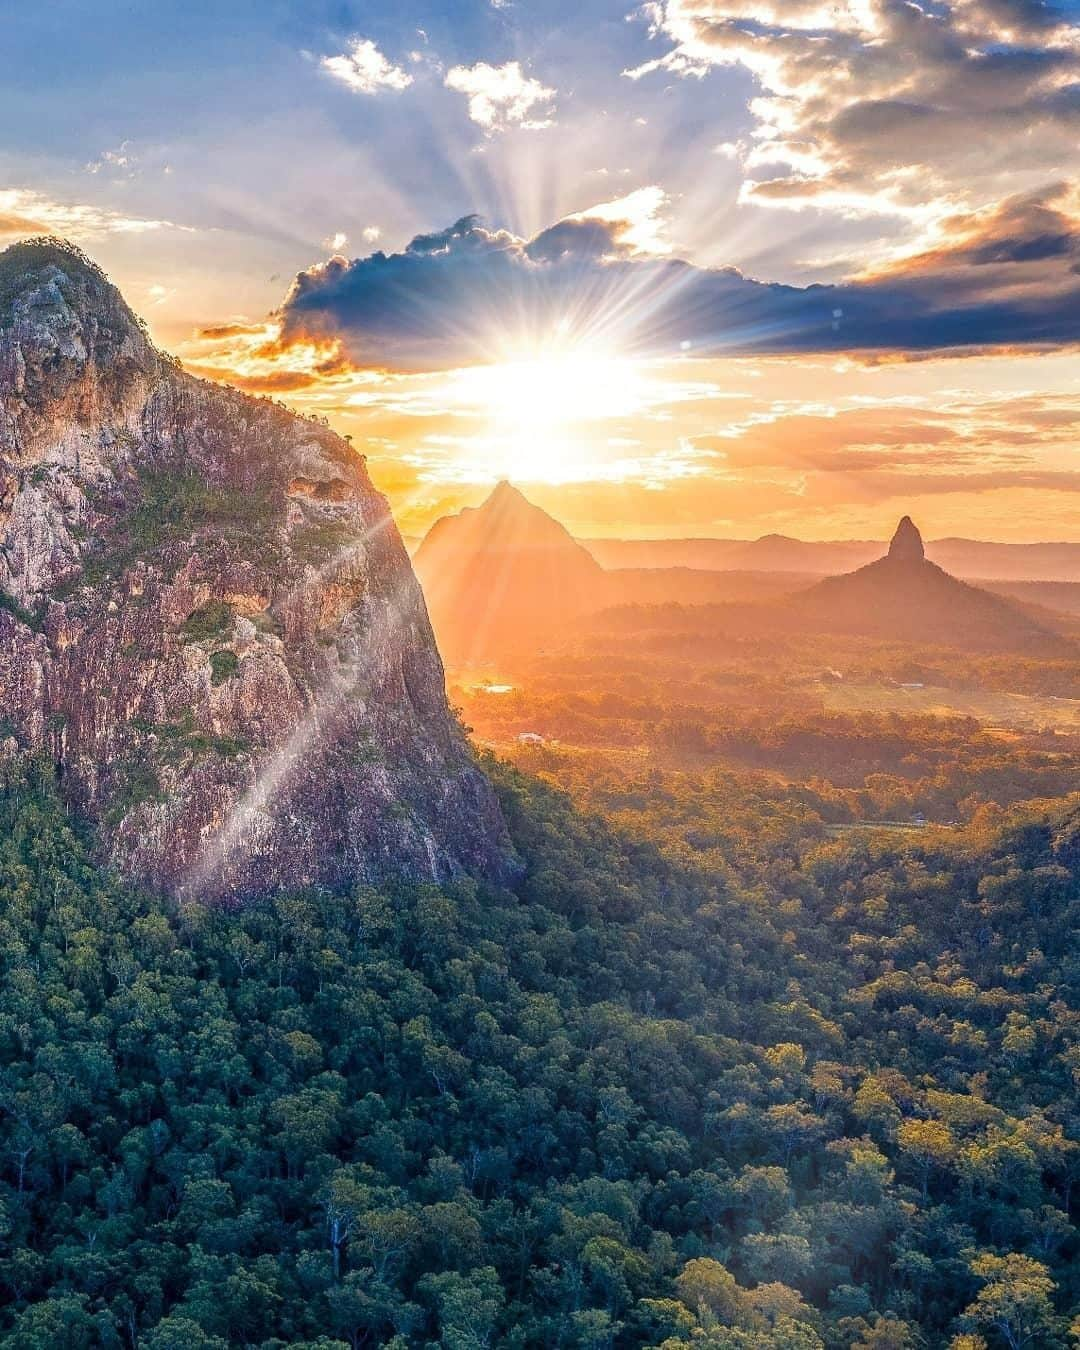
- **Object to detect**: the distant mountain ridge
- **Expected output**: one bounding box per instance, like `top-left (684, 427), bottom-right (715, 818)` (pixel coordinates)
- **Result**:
top-left (583, 533), bottom-right (1080, 583)
top-left (415, 486), bottom-right (1077, 661)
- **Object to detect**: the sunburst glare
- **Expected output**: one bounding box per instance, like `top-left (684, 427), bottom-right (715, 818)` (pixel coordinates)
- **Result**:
top-left (440, 347), bottom-right (647, 482)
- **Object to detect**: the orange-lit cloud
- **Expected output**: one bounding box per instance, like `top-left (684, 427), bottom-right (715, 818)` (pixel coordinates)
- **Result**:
top-left (178, 319), bottom-right (362, 395)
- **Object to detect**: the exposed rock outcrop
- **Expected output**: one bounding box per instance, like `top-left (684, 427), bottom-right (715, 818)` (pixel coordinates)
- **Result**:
top-left (887, 514), bottom-right (924, 562)
top-left (0, 238), bottom-right (514, 898)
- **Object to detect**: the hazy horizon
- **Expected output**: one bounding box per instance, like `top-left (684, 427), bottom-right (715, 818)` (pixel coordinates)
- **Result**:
top-left (412, 482), bottom-right (1080, 547)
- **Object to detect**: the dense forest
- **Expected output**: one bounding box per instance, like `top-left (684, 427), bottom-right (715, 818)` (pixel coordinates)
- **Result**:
top-left (0, 747), bottom-right (1076, 1348)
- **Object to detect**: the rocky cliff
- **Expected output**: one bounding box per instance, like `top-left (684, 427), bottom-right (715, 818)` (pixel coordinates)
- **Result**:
top-left (887, 514), bottom-right (925, 563)
top-left (0, 237), bottom-right (514, 898)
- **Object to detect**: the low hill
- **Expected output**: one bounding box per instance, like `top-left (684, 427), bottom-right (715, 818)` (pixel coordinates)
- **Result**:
top-left (605, 567), bottom-right (811, 606)
top-left (583, 534), bottom-right (881, 574)
top-left (982, 578), bottom-right (1080, 619)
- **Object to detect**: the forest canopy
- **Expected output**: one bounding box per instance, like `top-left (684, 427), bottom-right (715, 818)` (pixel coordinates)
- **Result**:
top-left (0, 751), bottom-right (1075, 1348)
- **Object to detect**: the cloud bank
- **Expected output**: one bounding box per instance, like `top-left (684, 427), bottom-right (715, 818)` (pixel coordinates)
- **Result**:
top-left (0, 187), bottom-right (180, 242)
top-left (277, 186), bottom-right (1080, 370)
top-left (627, 0), bottom-right (1080, 223)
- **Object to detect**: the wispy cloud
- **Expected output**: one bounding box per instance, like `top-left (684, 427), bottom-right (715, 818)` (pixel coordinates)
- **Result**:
top-left (85, 141), bottom-right (138, 177)
top-left (0, 187), bottom-right (183, 240)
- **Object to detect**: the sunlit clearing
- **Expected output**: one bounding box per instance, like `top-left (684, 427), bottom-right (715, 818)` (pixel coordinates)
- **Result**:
top-left (441, 350), bottom-right (649, 483)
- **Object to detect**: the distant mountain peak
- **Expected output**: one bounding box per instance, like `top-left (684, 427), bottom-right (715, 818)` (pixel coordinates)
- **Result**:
top-left (414, 480), bottom-right (604, 660)
top-left (426, 479), bottom-right (597, 561)
top-left (888, 515), bottom-right (925, 562)
top-left (488, 478), bottom-right (521, 502)
top-left (481, 479), bottom-right (540, 517)
top-left (800, 513), bottom-right (1071, 654)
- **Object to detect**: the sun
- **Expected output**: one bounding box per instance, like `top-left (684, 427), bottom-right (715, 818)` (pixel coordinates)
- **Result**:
top-left (441, 347), bottom-right (649, 484)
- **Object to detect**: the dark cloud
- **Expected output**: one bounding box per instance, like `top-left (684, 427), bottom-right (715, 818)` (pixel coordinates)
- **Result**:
top-left (976, 0), bottom-right (1073, 35)
top-left (277, 194), bottom-right (1080, 370)
top-left (524, 218), bottom-right (632, 262)
top-left (862, 184), bottom-right (1080, 306)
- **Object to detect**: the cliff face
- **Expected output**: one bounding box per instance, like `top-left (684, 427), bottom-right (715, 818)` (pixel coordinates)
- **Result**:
top-left (0, 238), bottom-right (513, 898)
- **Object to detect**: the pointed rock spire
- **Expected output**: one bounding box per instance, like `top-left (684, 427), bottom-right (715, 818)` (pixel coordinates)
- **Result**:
top-left (485, 479), bottom-right (527, 509)
top-left (888, 515), bottom-right (924, 562)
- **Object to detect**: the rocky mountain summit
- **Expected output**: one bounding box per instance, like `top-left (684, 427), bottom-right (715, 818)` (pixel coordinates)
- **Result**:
top-left (414, 480), bottom-right (606, 661)
top-left (801, 516), bottom-right (1073, 653)
top-left (887, 514), bottom-right (925, 562)
top-left (0, 238), bottom-right (513, 898)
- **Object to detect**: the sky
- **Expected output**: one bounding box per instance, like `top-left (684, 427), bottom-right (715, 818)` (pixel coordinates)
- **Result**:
top-left (2, 0), bottom-right (1080, 541)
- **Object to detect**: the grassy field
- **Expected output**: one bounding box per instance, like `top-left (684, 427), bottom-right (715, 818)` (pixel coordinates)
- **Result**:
top-left (818, 679), bottom-right (1080, 731)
